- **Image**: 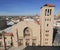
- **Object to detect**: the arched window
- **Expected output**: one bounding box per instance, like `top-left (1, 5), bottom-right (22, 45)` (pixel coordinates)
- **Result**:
top-left (50, 9), bottom-right (52, 15)
top-left (23, 27), bottom-right (31, 37)
top-left (45, 9), bottom-right (47, 16)
top-left (45, 9), bottom-right (52, 16)
top-left (47, 9), bottom-right (49, 16)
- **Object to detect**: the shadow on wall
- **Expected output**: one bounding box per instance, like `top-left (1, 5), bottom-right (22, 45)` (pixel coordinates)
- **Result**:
top-left (53, 27), bottom-right (58, 43)
top-left (23, 46), bottom-right (60, 50)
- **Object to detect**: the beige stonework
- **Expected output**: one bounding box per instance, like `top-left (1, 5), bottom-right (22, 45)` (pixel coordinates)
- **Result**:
top-left (12, 4), bottom-right (55, 47)
top-left (12, 21), bottom-right (40, 47)
top-left (0, 35), bottom-right (12, 47)
top-left (40, 4), bottom-right (54, 46)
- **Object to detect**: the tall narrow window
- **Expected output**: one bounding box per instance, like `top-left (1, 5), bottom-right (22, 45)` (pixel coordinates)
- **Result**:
top-left (19, 39), bottom-right (23, 46)
top-left (50, 9), bottom-right (52, 15)
top-left (47, 24), bottom-right (49, 27)
top-left (45, 9), bottom-right (47, 16)
top-left (47, 9), bottom-right (49, 16)
top-left (26, 39), bottom-right (29, 46)
top-left (32, 39), bottom-right (36, 46)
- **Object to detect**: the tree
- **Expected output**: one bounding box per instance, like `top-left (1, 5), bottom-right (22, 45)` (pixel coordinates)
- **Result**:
top-left (2, 31), bottom-right (7, 50)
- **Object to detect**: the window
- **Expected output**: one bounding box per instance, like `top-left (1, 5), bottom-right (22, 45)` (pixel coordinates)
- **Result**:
top-left (45, 9), bottom-right (49, 16)
top-left (45, 9), bottom-right (52, 16)
top-left (45, 9), bottom-right (47, 16)
top-left (32, 39), bottom-right (36, 46)
top-left (26, 39), bottom-right (30, 46)
top-left (50, 9), bottom-right (52, 15)
top-left (46, 30), bottom-right (49, 32)
top-left (32, 39), bottom-right (36, 42)
top-left (47, 24), bottom-right (49, 27)
top-left (45, 39), bottom-right (48, 41)
top-left (45, 42), bottom-right (48, 44)
top-left (45, 34), bottom-right (49, 36)
top-left (45, 19), bottom-right (51, 21)
top-left (47, 9), bottom-right (49, 16)
top-left (23, 27), bottom-right (31, 37)
top-left (32, 42), bottom-right (36, 46)
top-left (19, 39), bottom-right (23, 46)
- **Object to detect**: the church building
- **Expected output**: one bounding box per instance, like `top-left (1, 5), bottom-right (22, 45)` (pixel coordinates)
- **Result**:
top-left (12, 4), bottom-right (55, 47)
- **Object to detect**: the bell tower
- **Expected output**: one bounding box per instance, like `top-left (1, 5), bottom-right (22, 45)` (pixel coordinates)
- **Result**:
top-left (40, 4), bottom-right (55, 46)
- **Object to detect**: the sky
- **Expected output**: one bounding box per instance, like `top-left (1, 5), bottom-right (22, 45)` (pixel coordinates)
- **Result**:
top-left (0, 0), bottom-right (60, 16)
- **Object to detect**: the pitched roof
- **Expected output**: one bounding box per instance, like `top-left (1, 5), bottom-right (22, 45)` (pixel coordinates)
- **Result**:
top-left (44, 4), bottom-right (55, 7)
top-left (4, 32), bottom-right (13, 36)
top-left (40, 4), bottom-right (55, 9)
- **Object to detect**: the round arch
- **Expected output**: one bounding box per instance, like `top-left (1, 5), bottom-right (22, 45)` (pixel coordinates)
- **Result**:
top-left (23, 27), bottom-right (32, 37)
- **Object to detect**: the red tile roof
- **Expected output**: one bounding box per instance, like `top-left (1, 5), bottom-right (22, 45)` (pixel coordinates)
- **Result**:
top-left (44, 4), bottom-right (55, 7)
top-left (40, 4), bottom-right (55, 9)
top-left (4, 32), bottom-right (13, 36)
